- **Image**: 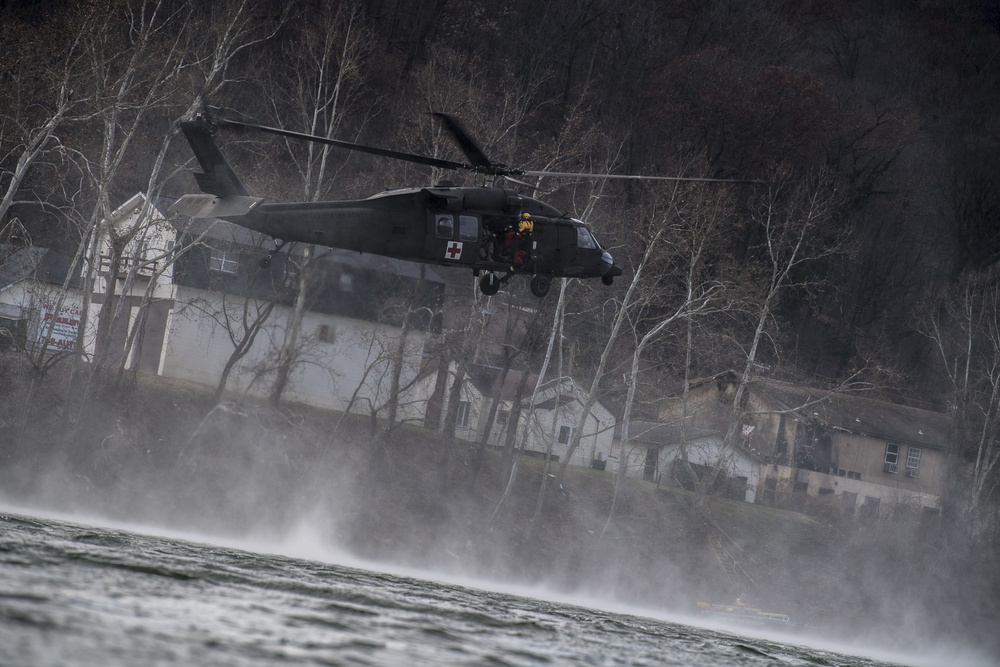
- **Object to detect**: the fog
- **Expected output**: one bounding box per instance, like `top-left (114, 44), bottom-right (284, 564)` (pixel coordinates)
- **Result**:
top-left (1, 392), bottom-right (997, 667)
top-left (0, 495), bottom-right (993, 667)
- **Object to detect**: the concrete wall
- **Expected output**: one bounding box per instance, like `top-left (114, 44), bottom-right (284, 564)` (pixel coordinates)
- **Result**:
top-left (761, 463), bottom-right (941, 517)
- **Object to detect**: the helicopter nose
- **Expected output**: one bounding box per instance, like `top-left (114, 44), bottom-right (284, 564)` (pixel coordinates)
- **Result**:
top-left (601, 251), bottom-right (621, 277)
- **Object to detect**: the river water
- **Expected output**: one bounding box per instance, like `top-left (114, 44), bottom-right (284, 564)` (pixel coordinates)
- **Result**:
top-left (0, 507), bottom-right (985, 667)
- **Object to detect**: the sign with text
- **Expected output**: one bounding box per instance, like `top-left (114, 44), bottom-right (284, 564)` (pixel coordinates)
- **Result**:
top-left (37, 303), bottom-right (81, 350)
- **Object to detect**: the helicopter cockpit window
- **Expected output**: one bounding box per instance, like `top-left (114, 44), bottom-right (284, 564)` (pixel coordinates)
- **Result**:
top-left (458, 215), bottom-right (479, 242)
top-left (576, 227), bottom-right (598, 249)
top-left (435, 214), bottom-right (454, 239)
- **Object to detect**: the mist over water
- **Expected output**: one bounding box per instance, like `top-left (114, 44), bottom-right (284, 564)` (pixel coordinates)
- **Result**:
top-left (0, 503), bottom-right (993, 667)
top-left (0, 506), bottom-right (971, 667)
top-left (1, 387), bottom-right (995, 667)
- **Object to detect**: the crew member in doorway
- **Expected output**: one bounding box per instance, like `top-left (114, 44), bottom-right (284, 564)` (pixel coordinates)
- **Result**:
top-left (480, 226), bottom-right (497, 261)
top-left (501, 213), bottom-right (533, 283)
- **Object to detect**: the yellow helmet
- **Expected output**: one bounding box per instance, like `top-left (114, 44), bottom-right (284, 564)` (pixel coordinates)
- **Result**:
top-left (518, 213), bottom-right (533, 232)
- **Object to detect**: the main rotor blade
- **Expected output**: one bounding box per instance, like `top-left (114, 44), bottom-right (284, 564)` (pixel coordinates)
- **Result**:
top-left (219, 118), bottom-right (469, 172)
top-left (428, 113), bottom-right (494, 170)
top-left (522, 170), bottom-right (764, 184)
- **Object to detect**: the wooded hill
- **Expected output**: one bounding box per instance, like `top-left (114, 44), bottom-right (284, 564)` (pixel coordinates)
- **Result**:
top-left (2, 2), bottom-right (999, 542)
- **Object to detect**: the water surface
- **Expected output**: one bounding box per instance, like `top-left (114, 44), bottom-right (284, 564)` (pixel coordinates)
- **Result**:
top-left (0, 509), bottom-right (961, 666)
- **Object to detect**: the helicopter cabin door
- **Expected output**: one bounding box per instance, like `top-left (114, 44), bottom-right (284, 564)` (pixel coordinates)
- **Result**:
top-left (428, 212), bottom-right (480, 267)
top-left (524, 220), bottom-right (572, 275)
top-left (552, 223), bottom-right (577, 271)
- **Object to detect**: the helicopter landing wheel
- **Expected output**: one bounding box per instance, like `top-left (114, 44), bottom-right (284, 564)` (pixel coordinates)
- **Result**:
top-left (530, 275), bottom-right (551, 298)
top-left (260, 238), bottom-right (288, 269)
top-left (480, 272), bottom-right (501, 296)
top-left (602, 275), bottom-right (614, 286)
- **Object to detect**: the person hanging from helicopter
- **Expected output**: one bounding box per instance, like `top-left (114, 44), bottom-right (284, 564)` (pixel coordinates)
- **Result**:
top-left (518, 212), bottom-right (534, 234)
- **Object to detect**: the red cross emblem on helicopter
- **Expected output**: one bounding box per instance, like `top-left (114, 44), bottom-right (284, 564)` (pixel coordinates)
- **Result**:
top-left (445, 241), bottom-right (463, 260)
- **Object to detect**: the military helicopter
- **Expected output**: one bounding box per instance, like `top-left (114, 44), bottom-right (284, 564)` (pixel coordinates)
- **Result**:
top-left (171, 110), bottom-right (751, 297)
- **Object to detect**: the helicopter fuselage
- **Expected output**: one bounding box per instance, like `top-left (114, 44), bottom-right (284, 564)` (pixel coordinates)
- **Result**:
top-left (182, 185), bottom-right (618, 287)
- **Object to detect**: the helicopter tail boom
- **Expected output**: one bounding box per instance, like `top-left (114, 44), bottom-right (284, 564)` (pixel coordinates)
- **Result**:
top-left (171, 114), bottom-right (265, 219)
top-left (170, 193), bottom-right (264, 219)
top-left (178, 116), bottom-right (250, 198)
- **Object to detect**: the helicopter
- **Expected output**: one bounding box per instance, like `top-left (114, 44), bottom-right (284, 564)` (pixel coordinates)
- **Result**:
top-left (171, 110), bottom-right (751, 298)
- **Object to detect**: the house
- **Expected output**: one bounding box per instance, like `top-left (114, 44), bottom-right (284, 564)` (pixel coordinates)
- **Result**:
top-left (526, 376), bottom-right (616, 467)
top-left (658, 375), bottom-right (951, 519)
top-left (611, 420), bottom-right (762, 503)
top-left (164, 211), bottom-right (444, 412)
top-left (1, 192), bottom-right (447, 416)
top-left (0, 244), bottom-right (84, 353)
top-left (417, 363), bottom-right (616, 468)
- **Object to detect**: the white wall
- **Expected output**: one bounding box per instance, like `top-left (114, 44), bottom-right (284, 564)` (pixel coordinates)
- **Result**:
top-left (527, 400), bottom-right (615, 467)
top-left (408, 367), bottom-right (617, 468)
top-left (160, 285), bottom-right (431, 414)
top-left (612, 434), bottom-right (760, 503)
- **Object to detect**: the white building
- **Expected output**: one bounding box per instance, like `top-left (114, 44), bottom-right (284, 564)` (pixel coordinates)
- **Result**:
top-left (612, 420), bottom-right (762, 503)
top-left (1, 192), bottom-right (446, 415)
top-left (418, 363), bottom-right (616, 469)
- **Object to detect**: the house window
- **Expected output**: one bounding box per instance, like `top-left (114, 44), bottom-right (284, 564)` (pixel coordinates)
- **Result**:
top-left (906, 447), bottom-right (921, 478)
top-left (884, 442), bottom-right (900, 473)
top-left (317, 324), bottom-right (335, 344)
top-left (456, 401), bottom-right (471, 428)
top-left (557, 425), bottom-right (573, 445)
top-left (209, 248), bottom-right (239, 274)
top-left (497, 410), bottom-right (509, 425)
top-left (0, 317), bottom-right (26, 351)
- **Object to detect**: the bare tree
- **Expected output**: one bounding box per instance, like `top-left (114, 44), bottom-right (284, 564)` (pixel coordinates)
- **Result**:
top-left (926, 273), bottom-right (1000, 543)
top-left (677, 172), bottom-right (841, 509)
top-left (261, 3), bottom-right (375, 406)
top-left (601, 190), bottom-right (730, 537)
top-left (55, 0), bottom-right (280, 423)
top-left (490, 278), bottom-right (568, 526)
top-left (555, 173), bottom-right (725, 484)
top-left (0, 7), bottom-right (97, 226)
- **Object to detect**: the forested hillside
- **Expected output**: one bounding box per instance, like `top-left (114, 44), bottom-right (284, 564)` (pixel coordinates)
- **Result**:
top-left (3, 0), bottom-right (1000, 542)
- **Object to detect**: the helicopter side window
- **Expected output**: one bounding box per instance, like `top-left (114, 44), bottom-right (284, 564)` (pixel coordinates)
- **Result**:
top-left (435, 214), bottom-right (454, 239)
top-left (576, 227), bottom-right (598, 249)
top-left (458, 215), bottom-right (479, 242)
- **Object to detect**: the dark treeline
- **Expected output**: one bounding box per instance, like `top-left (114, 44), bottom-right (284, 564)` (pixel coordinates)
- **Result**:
top-left (2, 1), bottom-right (1000, 539)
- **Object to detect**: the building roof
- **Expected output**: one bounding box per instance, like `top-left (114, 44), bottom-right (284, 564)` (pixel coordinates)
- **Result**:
top-left (753, 381), bottom-right (951, 450)
top-left (614, 419), bottom-right (721, 446)
top-left (0, 246), bottom-right (47, 289)
top-left (613, 418), bottom-right (765, 463)
top-left (0, 244), bottom-right (80, 289)
top-left (466, 364), bottom-right (539, 400)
